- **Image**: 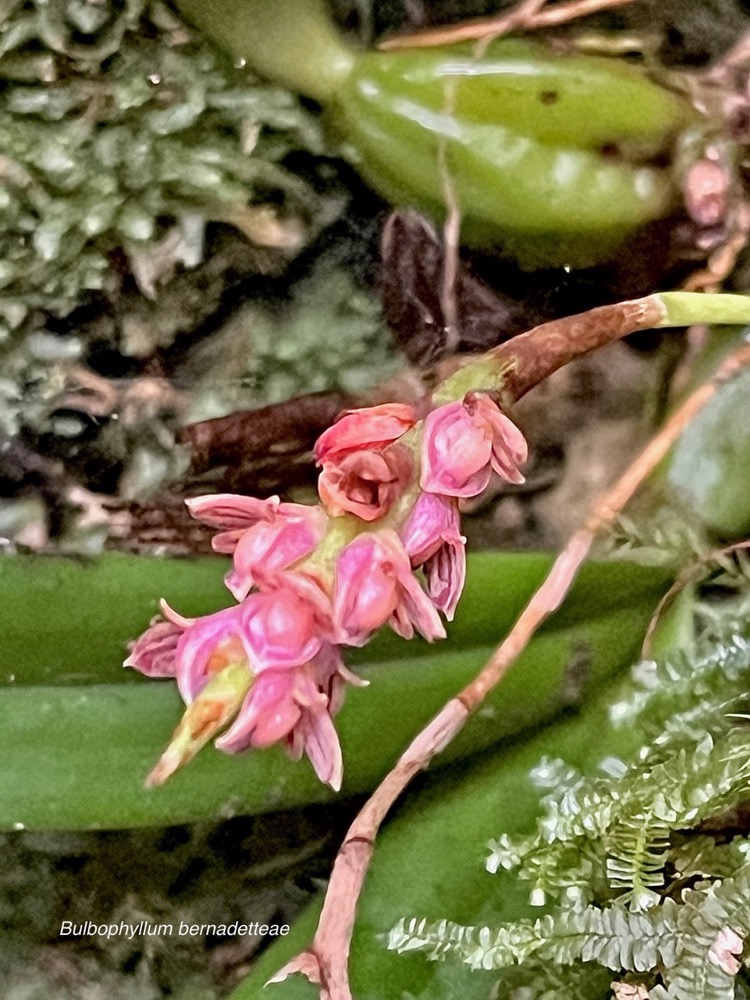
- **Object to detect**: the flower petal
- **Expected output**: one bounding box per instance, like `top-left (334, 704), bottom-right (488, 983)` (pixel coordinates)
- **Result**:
top-left (225, 505), bottom-right (327, 600)
top-left (215, 670), bottom-right (300, 751)
top-left (242, 573), bottom-right (333, 670)
top-left (174, 604), bottom-right (251, 704)
top-left (420, 395), bottom-right (527, 497)
top-left (124, 617), bottom-right (182, 678)
top-left (335, 530), bottom-right (445, 646)
top-left (300, 708), bottom-right (343, 791)
top-left (186, 493), bottom-right (280, 531)
top-left (314, 403), bottom-right (417, 463)
top-left (319, 444), bottom-right (413, 521)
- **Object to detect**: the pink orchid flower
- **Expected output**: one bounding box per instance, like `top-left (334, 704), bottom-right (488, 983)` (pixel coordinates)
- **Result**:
top-left (314, 403), bottom-right (417, 463)
top-left (421, 392), bottom-right (527, 498)
top-left (185, 493), bottom-right (281, 552)
top-left (217, 668), bottom-right (324, 748)
top-left (401, 492), bottom-right (467, 620)
top-left (187, 495), bottom-right (327, 599)
top-left (334, 529), bottom-right (446, 646)
top-left (168, 602), bottom-right (253, 705)
top-left (225, 506), bottom-right (326, 599)
top-left (216, 645), bottom-right (364, 790)
top-left (126, 601), bottom-right (253, 705)
top-left (242, 572), bottom-right (335, 671)
top-left (318, 443), bottom-right (413, 521)
top-left (222, 508), bottom-right (326, 600)
top-left (124, 615), bottom-right (182, 678)
top-left (126, 574), bottom-right (336, 699)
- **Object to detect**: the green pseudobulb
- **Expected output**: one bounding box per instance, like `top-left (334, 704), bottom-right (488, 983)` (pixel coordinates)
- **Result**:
top-left (174, 0), bottom-right (697, 268)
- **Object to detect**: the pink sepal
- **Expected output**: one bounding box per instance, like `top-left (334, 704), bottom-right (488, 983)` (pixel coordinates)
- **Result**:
top-left (314, 403), bottom-right (416, 463)
top-left (224, 504), bottom-right (327, 600)
top-left (401, 493), bottom-right (466, 620)
top-left (216, 644), bottom-right (351, 790)
top-left (173, 603), bottom-right (252, 705)
top-left (124, 616), bottom-right (182, 678)
top-left (241, 572), bottom-right (334, 671)
top-left (186, 493), bottom-right (279, 533)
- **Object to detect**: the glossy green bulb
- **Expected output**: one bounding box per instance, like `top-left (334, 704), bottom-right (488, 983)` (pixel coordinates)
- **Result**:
top-left (333, 40), bottom-right (695, 266)
top-left (173, 0), bottom-right (698, 268)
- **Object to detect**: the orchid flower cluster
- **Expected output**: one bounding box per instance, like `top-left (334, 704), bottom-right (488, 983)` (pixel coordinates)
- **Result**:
top-left (125, 391), bottom-right (528, 791)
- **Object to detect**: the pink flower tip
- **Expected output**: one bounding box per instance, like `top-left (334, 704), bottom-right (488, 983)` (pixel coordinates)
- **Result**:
top-left (124, 616), bottom-right (182, 678)
top-left (401, 493), bottom-right (466, 621)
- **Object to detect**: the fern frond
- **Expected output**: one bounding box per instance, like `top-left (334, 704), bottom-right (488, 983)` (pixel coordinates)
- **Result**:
top-left (671, 837), bottom-right (750, 882)
top-left (602, 511), bottom-right (705, 569)
top-left (609, 634), bottom-right (750, 736)
top-left (388, 899), bottom-right (682, 974)
top-left (605, 813), bottom-right (671, 911)
top-left (491, 729), bottom-right (750, 906)
top-left (659, 864), bottom-right (750, 1000)
top-left (700, 593), bottom-right (750, 639)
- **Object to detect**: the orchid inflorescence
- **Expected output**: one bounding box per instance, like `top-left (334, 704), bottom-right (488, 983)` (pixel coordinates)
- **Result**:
top-left (125, 391), bottom-right (528, 790)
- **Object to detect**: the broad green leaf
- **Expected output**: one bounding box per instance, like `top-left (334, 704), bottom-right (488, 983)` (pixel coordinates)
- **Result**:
top-left (0, 553), bottom-right (669, 829)
top-left (1, 552), bottom-right (663, 683)
top-left (0, 554), bottom-right (230, 686)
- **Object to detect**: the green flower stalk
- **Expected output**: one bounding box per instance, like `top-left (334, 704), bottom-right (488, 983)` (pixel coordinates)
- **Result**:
top-left (174, 0), bottom-right (700, 267)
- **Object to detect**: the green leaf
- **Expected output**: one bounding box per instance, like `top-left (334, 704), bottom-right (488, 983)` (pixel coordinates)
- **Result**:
top-left (0, 554), bottom-right (230, 686)
top-left (0, 553), bottom-right (669, 829)
top-left (667, 332), bottom-right (750, 537)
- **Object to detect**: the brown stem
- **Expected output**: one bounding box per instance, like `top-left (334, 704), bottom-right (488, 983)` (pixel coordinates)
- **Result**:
top-left (642, 539), bottom-right (750, 656)
top-left (492, 296), bottom-right (664, 402)
top-left (528, 0), bottom-right (638, 28)
top-left (379, 0), bottom-right (638, 51)
top-left (183, 292), bottom-right (654, 489)
top-left (181, 298), bottom-right (663, 491)
top-left (275, 339), bottom-right (750, 1000)
top-left (181, 391), bottom-right (351, 475)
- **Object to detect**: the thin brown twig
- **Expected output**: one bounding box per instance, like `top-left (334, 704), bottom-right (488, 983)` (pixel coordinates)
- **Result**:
top-left (476, 0), bottom-right (547, 57)
top-left (641, 539), bottom-right (750, 657)
top-left (529, 0), bottom-right (637, 29)
top-left (379, 0), bottom-right (638, 51)
top-left (437, 82), bottom-right (461, 354)
top-left (274, 339), bottom-right (750, 1000)
top-left (704, 24), bottom-right (750, 84)
top-left (380, 0), bottom-right (544, 50)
